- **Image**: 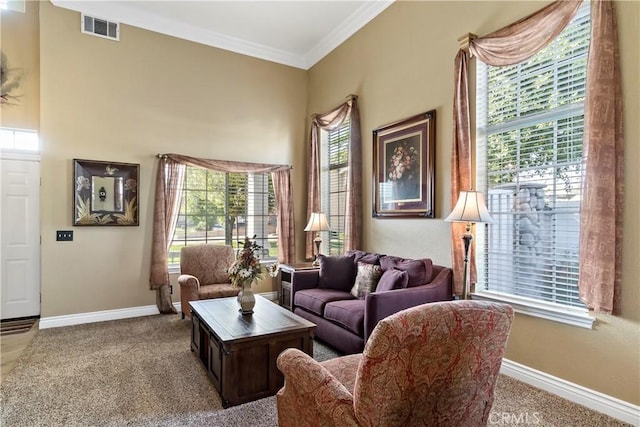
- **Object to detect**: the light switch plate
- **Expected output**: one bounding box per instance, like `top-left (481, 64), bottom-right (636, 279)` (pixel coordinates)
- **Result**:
top-left (56, 230), bottom-right (73, 241)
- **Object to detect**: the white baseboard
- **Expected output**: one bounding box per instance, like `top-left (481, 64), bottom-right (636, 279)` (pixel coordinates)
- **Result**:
top-left (39, 291), bottom-right (279, 329)
top-left (39, 303), bottom-right (181, 329)
top-left (501, 358), bottom-right (640, 426)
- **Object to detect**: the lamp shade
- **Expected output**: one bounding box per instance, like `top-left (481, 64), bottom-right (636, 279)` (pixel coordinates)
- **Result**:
top-left (445, 191), bottom-right (494, 224)
top-left (304, 212), bottom-right (331, 232)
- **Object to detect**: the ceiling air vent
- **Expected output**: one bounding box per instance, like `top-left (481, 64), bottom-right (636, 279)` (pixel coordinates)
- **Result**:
top-left (81, 13), bottom-right (119, 41)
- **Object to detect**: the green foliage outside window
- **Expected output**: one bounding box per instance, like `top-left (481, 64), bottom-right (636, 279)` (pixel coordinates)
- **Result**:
top-left (171, 167), bottom-right (277, 263)
top-left (485, 14), bottom-right (589, 195)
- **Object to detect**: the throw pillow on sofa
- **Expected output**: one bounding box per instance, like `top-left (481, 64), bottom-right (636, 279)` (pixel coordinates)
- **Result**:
top-left (318, 254), bottom-right (356, 291)
top-left (379, 256), bottom-right (433, 287)
top-left (376, 268), bottom-right (409, 292)
top-left (350, 262), bottom-right (383, 298)
top-left (345, 250), bottom-right (384, 265)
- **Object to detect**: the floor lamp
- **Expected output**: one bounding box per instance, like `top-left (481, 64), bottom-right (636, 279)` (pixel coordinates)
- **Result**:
top-left (445, 191), bottom-right (494, 300)
top-left (304, 212), bottom-right (331, 266)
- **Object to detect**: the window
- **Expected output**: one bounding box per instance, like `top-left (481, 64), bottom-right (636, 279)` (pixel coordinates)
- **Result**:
top-left (0, 0), bottom-right (25, 13)
top-left (476, 4), bottom-right (589, 310)
top-left (0, 128), bottom-right (39, 152)
top-left (320, 119), bottom-right (350, 255)
top-left (169, 167), bottom-right (277, 265)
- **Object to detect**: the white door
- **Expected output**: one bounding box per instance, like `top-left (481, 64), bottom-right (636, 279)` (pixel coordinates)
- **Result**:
top-left (0, 155), bottom-right (40, 319)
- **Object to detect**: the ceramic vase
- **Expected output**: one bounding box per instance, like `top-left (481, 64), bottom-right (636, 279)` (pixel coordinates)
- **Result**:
top-left (238, 280), bottom-right (255, 314)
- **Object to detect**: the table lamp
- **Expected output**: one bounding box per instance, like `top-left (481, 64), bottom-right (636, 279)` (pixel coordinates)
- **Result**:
top-left (304, 212), bottom-right (331, 266)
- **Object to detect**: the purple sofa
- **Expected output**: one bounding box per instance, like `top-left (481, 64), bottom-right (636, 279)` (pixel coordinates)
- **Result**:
top-left (291, 250), bottom-right (453, 354)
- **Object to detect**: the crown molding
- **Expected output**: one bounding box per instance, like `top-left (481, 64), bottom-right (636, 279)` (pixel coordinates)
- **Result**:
top-left (304, 0), bottom-right (394, 69)
top-left (51, 0), bottom-right (394, 70)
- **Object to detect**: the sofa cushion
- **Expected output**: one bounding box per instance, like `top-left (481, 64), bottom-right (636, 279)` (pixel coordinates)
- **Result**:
top-left (380, 256), bottom-right (433, 287)
top-left (345, 250), bottom-right (384, 265)
top-left (318, 254), bottom-right (357, 291)
top-left (376, 269), bottom-right (409, 292)
top-left (350, 262), bottom-right (383, 299)
top-left (295, 288), bottom-right (354, 316)
top-left (324, 299), bottom-right (365, 335)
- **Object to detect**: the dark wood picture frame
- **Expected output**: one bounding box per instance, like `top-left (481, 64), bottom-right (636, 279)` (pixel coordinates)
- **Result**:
top-left (73, 159), bottom-right (140, 226)
top-left (372, 110), bottom-right (436, 218)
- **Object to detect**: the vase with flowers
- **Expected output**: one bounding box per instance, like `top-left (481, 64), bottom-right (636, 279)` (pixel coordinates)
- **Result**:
top-left (228, 236), bottom-right (279, 314)
top-left (388, 141), bottom-right (419, 201)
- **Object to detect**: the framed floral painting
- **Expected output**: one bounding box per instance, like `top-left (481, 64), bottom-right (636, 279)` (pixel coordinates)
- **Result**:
top-left (372, 110), bottom-right (436, 218)
top-left (73, 159), bottom-right (139, 226)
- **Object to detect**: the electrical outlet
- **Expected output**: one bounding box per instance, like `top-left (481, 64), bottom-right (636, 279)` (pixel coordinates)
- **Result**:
top-left (56, 230), bottom-right (73, 241)
top-left (169, 285), bottom-right (173, 295)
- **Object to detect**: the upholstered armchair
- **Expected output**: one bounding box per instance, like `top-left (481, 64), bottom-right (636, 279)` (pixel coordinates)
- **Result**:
top-left (177, 244), bottom-right (239, 319)
top-left (276, 300), bottom-right (514, 427)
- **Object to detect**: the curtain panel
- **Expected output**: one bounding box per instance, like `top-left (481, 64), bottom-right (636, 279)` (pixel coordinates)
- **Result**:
top-left (149, 157), bottom-right (185, 314)
top-left (450, 49), bottom-right (473, 294)
top-left (272, 169), bottom-right (296, 264)
top-left (451, 0), bottom-right (623, 313)
top-left (578, 0), bottom-right (623, 314)
top-left (306, 96), bottom-right (362, 259)
top-left (149, 154), bottom-right (294, 313)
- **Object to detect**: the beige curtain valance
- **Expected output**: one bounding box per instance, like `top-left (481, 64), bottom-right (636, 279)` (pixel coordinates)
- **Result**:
top-left (158, 153), bottom-right (292, 174)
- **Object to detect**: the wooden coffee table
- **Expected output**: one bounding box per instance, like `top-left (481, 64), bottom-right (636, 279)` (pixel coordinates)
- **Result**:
top-left (189, 295), bottom-right (316, 407)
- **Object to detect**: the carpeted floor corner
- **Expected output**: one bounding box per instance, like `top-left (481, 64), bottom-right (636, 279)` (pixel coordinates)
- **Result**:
top-left (0, 314), bottom-right (632, 426)
top-left (1, 315), bottom-right (221, 426)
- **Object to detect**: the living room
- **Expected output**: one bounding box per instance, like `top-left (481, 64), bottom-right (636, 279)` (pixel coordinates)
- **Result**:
top-left (1, 0), bottom-right (638, 425)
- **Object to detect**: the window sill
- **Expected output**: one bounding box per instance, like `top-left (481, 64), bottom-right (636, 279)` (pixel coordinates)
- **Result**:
top-left (471, 291), bottom-right (595, 329)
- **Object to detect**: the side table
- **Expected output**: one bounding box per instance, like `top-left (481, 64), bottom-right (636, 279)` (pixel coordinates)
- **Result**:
top-left (278, 262), bottom-right (318, 310)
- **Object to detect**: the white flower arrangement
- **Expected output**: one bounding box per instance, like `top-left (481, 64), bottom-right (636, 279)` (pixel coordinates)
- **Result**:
top-left (228, 236), bottom-right (279, 286)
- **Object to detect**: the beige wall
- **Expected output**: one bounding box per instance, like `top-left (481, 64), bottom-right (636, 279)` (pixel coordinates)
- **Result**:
top-left (37, 2), bottom-right (307, 315)
top-left (0, 0), bottom-right (39, 129)
top-left (307, 0), bottom-right (639, 405)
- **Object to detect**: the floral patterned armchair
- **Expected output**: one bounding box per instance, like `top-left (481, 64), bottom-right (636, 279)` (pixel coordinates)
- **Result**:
top-left (276, 300), bottom-right (514, 427)
top-left (177, 244), bottom-right (239, 319)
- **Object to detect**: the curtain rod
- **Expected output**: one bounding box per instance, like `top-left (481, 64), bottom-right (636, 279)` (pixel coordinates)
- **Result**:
top-left (311, 93), bottom-right (358, 117)
top-left (458, 32), bottom-right (477, 56)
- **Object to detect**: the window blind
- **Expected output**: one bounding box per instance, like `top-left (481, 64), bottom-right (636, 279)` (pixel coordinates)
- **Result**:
top-left (171, 167), bottom-right (277, 264)
top-left (476, 3), bottom-right (589, 308)
top-left (321, 118), bottom-right (350, 255)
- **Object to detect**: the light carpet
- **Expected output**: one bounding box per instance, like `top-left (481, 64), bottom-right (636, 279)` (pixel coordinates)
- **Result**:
top-left (0, 314), bottom-right (630, 426)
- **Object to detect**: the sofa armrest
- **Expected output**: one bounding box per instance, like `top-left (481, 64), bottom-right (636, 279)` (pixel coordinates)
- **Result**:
top-left (178, 274), bottom-right (200, 313)
top-left (291, 269), bottom-right (320, 309)
top-left (178, 274), bottom-right (200, 291)
top-left (364, 267), bottom-right (452, 341)
top-left (276, 348), bottom-right (358, 427)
